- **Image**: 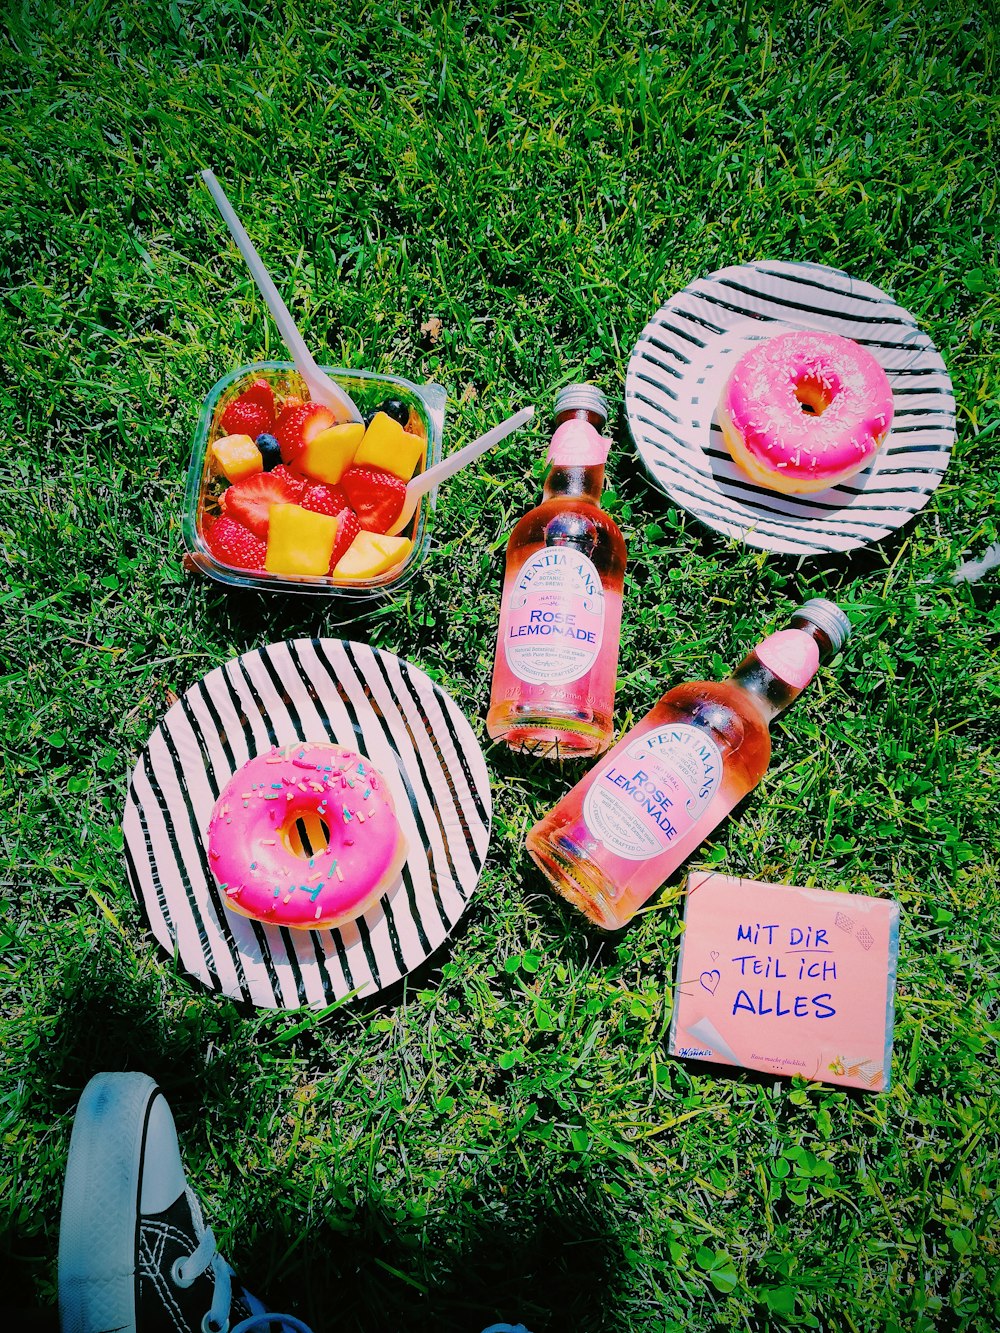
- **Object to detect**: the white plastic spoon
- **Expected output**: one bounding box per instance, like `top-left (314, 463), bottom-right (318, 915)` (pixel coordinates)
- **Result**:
top-left (386, 405), bottom-right (536, 535)
top-left (200, 168), bottom-right (363, 423)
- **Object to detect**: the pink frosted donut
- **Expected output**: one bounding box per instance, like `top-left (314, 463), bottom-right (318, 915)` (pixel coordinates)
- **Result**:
top-left (718, 330), bottom-right (893, 494)
top-left (207, 742), bottom-right (407, 930)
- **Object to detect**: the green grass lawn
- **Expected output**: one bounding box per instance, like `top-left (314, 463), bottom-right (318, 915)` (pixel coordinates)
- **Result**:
top-left (2, 1), bottom-right (999, 1329)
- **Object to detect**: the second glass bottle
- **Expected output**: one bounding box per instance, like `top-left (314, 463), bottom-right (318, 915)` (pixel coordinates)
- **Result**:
top-left (526, 599), bottom-right (851, 929)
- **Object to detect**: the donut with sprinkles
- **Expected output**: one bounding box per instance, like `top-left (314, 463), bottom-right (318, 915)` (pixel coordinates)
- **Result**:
top-left (718, 330), bottom-right (894, 494)
top-left (207, 742), bottom-right (407, 930)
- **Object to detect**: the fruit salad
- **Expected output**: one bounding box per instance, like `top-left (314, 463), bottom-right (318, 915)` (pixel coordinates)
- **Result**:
top-left (185, 365), bottom-right (443, 593)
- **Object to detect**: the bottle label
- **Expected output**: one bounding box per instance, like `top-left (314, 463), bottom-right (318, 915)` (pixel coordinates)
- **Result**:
top-left (754, 629), bottom-right (819, 690)
top-left (546, 419), bottom-right (609, 467)
top-left (504, 548), bottom-right (605, 685)
top-left (583, 724), bottom-right (723, 861)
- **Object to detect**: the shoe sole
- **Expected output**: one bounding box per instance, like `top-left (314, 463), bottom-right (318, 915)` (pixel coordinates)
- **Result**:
top-left (58, 1072), bottom-right (161, 1333)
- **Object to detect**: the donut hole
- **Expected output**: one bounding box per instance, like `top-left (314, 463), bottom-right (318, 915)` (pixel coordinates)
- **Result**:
top-left (793, 374), bottom-right (835, 416)
top-left (282, 811), bottom-right (331, 858)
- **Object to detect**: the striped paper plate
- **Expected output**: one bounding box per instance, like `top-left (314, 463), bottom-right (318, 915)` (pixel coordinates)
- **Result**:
top-left (626, 260), bottom-right (956, 556)
top-left (123, 639), bottom-right (492, 1010)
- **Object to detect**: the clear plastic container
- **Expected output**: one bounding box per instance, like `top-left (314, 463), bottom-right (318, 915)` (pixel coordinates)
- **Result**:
top-left (183, 361), bottom-right (446, 599)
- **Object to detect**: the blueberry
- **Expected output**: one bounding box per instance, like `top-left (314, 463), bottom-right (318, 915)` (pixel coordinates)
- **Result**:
top-left (362, 410), bottom-right (377, 429)
top-left (376, 397), bottom-right (410, 427)
top-left (256, 433), bottom-right (282, 470)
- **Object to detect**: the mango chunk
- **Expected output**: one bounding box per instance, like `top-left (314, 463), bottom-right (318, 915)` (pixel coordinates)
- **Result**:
top-left (265, 504), bottom-right (338, 576)
top-left (211, 433), bottom-right (263, 482)
top-left (353, 412), bottom-right (424, 481)
top-left (332, 530), bottom-right (414, 581)
top-left (297, 422), bottom-right (365, 485)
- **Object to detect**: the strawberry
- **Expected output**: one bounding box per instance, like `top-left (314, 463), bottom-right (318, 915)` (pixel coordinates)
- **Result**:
top-left (240, 377), bottom-right (276, 417)
top-left (328, 507), bottom-right (361, 572)
top-left (273, 402), bottom-right (336, 463)
top-left (220, 469), bottom-right (303, 538)
top-left (270, 464), bottom-right (307, 500)
top-left (221, 395), bottom-right (274, 438)
top-left (300, 482), bottom-right (360, 570)
top-left (340, 465), bottom-right (406, 534)
top-left (205, 515), bottom-right (266, 570)
top-left (301, 482), bottom-right (350, 517)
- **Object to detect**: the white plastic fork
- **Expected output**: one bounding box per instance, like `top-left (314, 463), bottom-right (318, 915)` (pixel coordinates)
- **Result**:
top-left (201, 169), bottom-right (363, 423)
top-left (386, 405), bottom-right (536, 534)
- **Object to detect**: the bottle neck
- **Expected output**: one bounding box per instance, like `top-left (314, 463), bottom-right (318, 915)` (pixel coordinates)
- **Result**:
top-left (542, 463), bottom-right (605, 503)
top-left (729, 624), bottom-right (829, 723)
top-left (554, 407), bottom-right (607, 429)
top-left (729, 656), bottom-right (802, 723)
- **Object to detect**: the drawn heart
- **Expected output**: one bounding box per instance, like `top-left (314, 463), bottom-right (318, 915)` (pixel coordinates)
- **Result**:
top-left (699, 969), bottom-right (721, 995)
top-left (710, 950), bottom-right (719, 962)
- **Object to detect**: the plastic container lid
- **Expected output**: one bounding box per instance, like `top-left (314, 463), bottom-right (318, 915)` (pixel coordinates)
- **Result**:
top-left (554, 383), bottom-right (609, 425)
top-left (791, 598), bottom-right (852, 655)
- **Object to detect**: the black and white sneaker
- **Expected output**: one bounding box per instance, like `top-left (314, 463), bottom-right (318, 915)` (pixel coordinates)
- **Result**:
top-left (58, 1072), bottom-right (312, 1333)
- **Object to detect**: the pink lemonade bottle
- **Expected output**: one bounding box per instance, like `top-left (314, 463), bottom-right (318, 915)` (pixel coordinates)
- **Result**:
top-left (525, 599), bottom-right (851, 929)
top-left (487, 385), bottom-right (627, 758)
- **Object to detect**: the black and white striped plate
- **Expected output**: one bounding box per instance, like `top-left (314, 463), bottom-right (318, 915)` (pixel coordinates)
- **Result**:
top-left (122, 639), bottom-right (492, 1010)
top-left (626, 260), bottom-right (956, 556)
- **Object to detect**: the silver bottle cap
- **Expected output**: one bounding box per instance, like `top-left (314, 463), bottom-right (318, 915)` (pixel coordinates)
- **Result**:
top-left (554, 383), bottom-right (609, 425)
top-left (792, 598), bottom-right (851, 654)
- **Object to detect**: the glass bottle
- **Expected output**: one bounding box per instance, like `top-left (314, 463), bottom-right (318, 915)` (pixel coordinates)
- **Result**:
top-left (487, 385), bottom-right (627, 758)
top-left (525, 599), bottom-right (851, 928)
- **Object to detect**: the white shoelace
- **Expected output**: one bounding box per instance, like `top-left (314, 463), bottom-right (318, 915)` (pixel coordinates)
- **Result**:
top-left (231, 1315), bottom-right (316, 1333)
top-left (172, 1221), bottom-right (314, 1333)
